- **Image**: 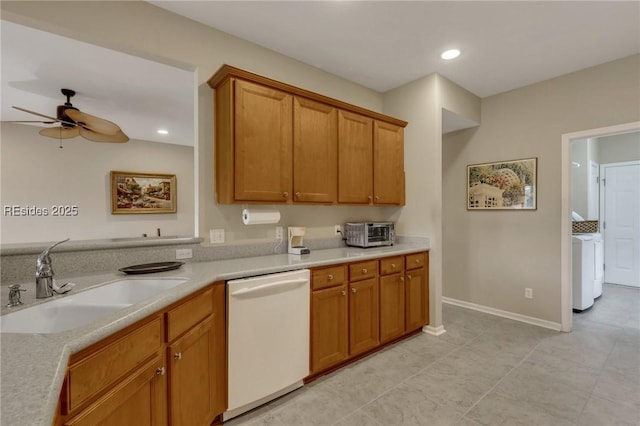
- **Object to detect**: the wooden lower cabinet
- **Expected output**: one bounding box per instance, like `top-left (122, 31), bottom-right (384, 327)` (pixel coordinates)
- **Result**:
top-left (59, 282), bottom-right (226, 426)
top-left (166, 284), bottom-right (225, 426)
top-left (310, 284), bottom-right (348, 374)
top-left (405, 266), bottom-right (428, 331)
top-left (310, 252), bottom-right (429, 378)
top-left (64, 355), bottom-right (166, 426)
top-left (379, 273), bottom-right (406, 343)
top-left (310, 264), bottom-right (379, 375)
top-left (348, 278), bottom-right (379, 356)
top-left (168, 315), bottom-right (217, 425)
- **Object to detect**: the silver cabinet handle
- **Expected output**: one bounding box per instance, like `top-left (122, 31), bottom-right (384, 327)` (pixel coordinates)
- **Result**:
top-left (368, 195), bottom-right (372, 201)
top-left (174, 352), bottom-right (182, 360)
top-left (400, 276), bottom-right (404, 282)
top-left (415, 259), bottom-right (420, 264)
top-left (407, 274), bottom-right (412, 280)
top-left (351, 288), bottom-right (357, 293)
top-left (283, 191), bottom-right (289, 198)
top-left (391, 263), bottom-right (396, 269)
top-left (362, 268), bottom-right (368, 274)
top-left (156, 367), bottom-right (165, 375)
top-left (327, 274), bottom-right (334, 281)
top-left (341, 290), bottom-right (346, 296)
top-left (295, 192), bottom-right (301, 199)
top-left (375, 195), bottom-right (380, 201)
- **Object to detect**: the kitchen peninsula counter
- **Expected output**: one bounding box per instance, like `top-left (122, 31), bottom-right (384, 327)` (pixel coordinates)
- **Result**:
top-left (0, 242), bottom-right (429, 426)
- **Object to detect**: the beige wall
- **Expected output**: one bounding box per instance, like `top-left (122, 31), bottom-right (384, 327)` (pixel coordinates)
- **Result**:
top-left (437, 74), bottom-right (482, 125)
top-left (1, 124), bottom-right (194, 243)
top-left (597, 131), bottom-right (640, 164)
top-left (383, 73), bottom-right (480, 330)
top-left (1, 1), bottom-right (396, 245)
top-left (443, 55), bottom-right (640, 324)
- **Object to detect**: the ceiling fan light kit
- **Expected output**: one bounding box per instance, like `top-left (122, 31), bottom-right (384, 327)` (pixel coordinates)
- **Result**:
top-left (9, 88), bottom-right (129, 143)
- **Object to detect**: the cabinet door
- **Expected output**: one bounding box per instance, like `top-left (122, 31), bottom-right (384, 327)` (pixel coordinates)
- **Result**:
top-left (168, 315), bottom-right (219, 426)
top-left (64, 355), bottom-right (166, 426)
top-left (373, 120), bottom-right (404, 205)
top-left (379, 273), bottom-right (405, 343)
top-left (293, 97), bottom-right (337, 203)
top-left (311, 284), bottom-right (348, 374)
top-left (234, 79), bottom-right (292, 202)
top-left (349, 278), bottom-right (380, 356)
top-left (338, 110), bottom-right (373, 204)
top-left (405, 267), bottom-right (428, 331)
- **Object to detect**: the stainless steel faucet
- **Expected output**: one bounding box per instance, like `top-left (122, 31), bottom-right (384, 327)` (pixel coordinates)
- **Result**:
top-left (36, 238), bottom-right (69, 299)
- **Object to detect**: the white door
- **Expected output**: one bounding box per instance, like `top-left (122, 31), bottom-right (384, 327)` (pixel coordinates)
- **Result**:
top-left (602, 162), bottom-right (640, 287)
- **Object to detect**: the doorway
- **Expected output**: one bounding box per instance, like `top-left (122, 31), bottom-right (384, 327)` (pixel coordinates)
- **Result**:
top-left (561, 121), bottom-right (640, 332)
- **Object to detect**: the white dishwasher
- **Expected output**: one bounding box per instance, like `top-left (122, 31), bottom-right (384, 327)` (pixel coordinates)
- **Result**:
top-left (224, 269), bottom-right (310, 421)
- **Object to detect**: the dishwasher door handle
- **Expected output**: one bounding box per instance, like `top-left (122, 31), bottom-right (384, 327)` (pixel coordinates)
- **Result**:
top-left (230, 278), bottom-right (308, 297)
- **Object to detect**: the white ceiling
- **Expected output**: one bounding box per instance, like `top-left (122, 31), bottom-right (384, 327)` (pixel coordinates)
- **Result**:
top-left (1, 20), bottom-right (195, 146)
top-left (151, 1), bottom-right (640, 97)
top-left (2, 3), bottom-right (638, 144)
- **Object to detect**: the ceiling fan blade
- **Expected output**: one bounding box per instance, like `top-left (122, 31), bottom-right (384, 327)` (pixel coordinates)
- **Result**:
top-left (65, 109), bottom-right (121, 135)
top-left (79, 127), bottom-right (129, 143)
top-left (2, 120), bottom-right (57, 124)
top-left (12, 106), bottom-right (76, 127)
top-left (39, 126), bottom-right (80, 139)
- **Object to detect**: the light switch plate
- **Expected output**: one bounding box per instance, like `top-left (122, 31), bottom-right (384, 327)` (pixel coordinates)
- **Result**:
top-left (210, 228), bottom-right (225, 244)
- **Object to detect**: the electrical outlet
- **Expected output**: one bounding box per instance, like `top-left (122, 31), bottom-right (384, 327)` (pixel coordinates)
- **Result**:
top-left (275, 226), bottom-right (283, 240)
top-left (210, 228), bottom-right (225, 244)
top-left (176, 248), bottom-right (192, 259)
top-left (335, 225), bottom-right (343, 234)
top-left (525, 288), bottom-right (533, 299)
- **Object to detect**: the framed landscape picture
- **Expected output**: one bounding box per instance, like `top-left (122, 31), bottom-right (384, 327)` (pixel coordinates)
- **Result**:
top-left (467, 158), bottom-right (537, 210)
top-left (111, 171), bottom-right (177, 214)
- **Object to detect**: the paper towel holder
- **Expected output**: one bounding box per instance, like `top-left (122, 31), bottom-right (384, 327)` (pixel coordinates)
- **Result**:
top-left (241, 205), bottom-right (281, 225)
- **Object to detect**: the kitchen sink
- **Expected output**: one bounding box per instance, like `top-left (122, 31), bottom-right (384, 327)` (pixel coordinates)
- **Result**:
top-left (0, 278), bottom-right (186, 334)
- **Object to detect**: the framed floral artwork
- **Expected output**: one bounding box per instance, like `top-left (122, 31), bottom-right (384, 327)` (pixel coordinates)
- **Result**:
top-left (467, 158), bottom-right (537, 210)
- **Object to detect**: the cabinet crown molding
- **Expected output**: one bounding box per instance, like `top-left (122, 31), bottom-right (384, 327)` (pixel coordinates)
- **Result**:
top-left (208, 64), bottom-right (407, 128)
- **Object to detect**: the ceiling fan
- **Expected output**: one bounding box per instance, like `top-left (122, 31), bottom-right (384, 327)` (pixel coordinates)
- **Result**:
top-left (8, 88), bottom-right (129, 143)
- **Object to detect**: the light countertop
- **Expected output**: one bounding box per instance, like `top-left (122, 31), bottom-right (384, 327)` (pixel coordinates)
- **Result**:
top-left (0, 242), bottom-right (429, 426)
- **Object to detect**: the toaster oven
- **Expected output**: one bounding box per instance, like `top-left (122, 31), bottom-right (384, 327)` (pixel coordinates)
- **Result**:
top-left (344, 222), bottom-right (395, 248)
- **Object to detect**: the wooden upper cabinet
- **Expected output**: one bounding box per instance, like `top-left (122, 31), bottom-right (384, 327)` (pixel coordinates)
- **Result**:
top-left (293, 97), bottom-right (337, 203)
top-left (209, 65), bottom-right (407, 205)
top-left (373, 121), bottom-right (405, 205)
top-left (338, 110), bottom-right (373, 204)
top-left (234, 80), bottom-right (293, 202)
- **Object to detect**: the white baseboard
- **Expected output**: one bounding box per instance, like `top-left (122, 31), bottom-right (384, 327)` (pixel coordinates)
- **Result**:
top-left (422, 324), bottom-right (446, 336)
top-left (442, 297), bottom-right (562, 331)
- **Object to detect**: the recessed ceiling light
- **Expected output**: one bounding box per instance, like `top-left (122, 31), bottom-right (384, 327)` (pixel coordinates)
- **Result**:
top-left (157, 129), bottom-right (169, 135)
top-left (441, 49), bottom-right (461, 60)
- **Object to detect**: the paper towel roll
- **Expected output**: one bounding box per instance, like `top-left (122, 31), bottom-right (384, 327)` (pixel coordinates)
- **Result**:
top-left (242, 208), bottom-right (281, 225)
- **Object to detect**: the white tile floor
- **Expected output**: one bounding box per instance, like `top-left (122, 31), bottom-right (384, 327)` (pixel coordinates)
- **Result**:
top-left (226, 283), bottom-right (640, 425)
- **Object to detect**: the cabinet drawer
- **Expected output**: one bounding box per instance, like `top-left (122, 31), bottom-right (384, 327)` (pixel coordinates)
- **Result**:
top-left (380, 256), bottom-right (404, 275)
top-left (67, 316), bottom-right (162, 413)
top-left (406, 252), bottom-right (427, 270)
top-left (349, 260), bottom-right (378, 281)
top-left (166, 288), bottom-right (214, 342)
top-left (312, 265), bottom-right (347, 290)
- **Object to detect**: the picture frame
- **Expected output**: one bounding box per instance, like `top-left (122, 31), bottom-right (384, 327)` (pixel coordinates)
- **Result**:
top-left (467, 158), bottom-right (537, 210)
top-left (111, 171), bottom-right (177, 214)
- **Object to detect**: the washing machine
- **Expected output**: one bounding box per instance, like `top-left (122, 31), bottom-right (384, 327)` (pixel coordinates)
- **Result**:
top-left (592, 233), bottom-right (604, 299)
top-left (572, 234), bottom-right (595, 311)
